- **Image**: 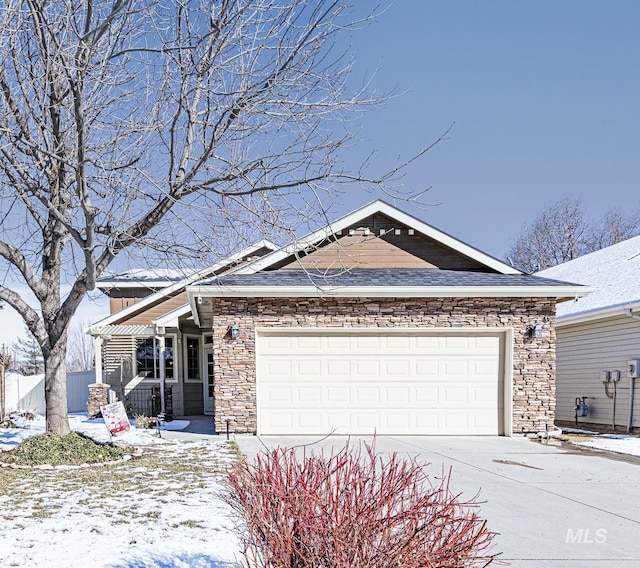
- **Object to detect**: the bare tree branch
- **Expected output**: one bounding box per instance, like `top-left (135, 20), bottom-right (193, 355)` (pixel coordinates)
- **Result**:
top-left (0, 0), bottom-right (434, 434)
top-left (507, 195), bottom-right (640, 272)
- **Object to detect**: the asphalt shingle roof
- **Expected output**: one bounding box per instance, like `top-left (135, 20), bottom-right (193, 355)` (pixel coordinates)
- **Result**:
top-left (200, 268), bottom-right (580, 288)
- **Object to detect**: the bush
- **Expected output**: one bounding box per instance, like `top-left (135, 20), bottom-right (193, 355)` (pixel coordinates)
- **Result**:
top-left (223, 441), bottom-right (500, 568)
top-left (0, 431), bottom-right (129, 466)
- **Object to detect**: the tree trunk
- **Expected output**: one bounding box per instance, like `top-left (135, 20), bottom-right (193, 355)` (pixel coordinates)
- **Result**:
top-left (44, 339), bottom-right (70, 435)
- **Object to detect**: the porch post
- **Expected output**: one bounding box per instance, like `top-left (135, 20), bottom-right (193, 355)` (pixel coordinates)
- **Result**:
top-left (158, 334), bottom-right (166, 413)
top-left (94, 335), bottom-right (103, 384)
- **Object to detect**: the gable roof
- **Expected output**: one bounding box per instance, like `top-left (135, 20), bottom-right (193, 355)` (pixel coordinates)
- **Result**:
top-left (89, 240), bottom-right (277, 334)
top-left (233, 200), bottom-right (522, 275)
top-left (536, 235), bottom-right (640, 324)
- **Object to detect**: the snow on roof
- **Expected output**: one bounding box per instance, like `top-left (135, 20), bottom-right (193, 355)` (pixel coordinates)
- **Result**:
top-left (97, 268), bottom-right (192, 286)
top-left (535, 235), bottom-right (640, 319)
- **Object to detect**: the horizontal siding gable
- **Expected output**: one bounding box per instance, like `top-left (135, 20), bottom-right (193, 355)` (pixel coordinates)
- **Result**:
top-left (275, 214), bottom-right (489, 272)
top-left (123, 292), bottom-right (189, 325)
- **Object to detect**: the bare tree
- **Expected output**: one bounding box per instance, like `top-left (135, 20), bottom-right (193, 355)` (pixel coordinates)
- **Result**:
top-left (507, 196), bottom-right (640, 273)
top-left (66, 321), bottom-right (94, 372)
top-left (0, 1), bottom-right (430, 434)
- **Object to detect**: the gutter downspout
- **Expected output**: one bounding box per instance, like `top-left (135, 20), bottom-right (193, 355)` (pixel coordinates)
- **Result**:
top-left (624, 307), bottom-right (640, 432)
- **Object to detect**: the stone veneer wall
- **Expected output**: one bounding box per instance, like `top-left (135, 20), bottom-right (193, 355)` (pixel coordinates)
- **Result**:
top-left (211, 297), bottom-right (556, 435)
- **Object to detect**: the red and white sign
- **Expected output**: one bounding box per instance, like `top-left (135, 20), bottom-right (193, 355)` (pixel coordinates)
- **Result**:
top-left (100, 401), bottom-right (131, 435)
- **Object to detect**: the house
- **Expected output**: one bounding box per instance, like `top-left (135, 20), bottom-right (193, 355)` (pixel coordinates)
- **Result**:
top-left (91, 200), bottom-right (590, 436)
top-left (89, 241), bottom-right (277, 417)
top-left (536, 236), bottom-right (640, 431)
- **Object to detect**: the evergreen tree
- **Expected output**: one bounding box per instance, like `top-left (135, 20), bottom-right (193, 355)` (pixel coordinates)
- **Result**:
top-left (12, 327), bottom-right (44, 375)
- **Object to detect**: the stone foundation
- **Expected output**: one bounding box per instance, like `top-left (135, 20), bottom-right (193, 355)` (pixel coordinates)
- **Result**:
top-left (210, 297), bottom-right (556, 435)
top-left (87, 383), bottom-right (110, 418)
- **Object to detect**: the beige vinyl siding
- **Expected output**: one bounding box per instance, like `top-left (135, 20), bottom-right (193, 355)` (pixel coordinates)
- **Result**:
top-left (556, 315), bottom-right (640, 429)
top-left (269, 213), bottom-right (489, 272)
top-left (126, 293), bottom-right (188, 325)
top-left (279, 232), bottom-right (437, 270)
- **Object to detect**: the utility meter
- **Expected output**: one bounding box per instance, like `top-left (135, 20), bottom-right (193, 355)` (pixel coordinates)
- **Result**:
top-left (627, 359), bottom-right (640, 378)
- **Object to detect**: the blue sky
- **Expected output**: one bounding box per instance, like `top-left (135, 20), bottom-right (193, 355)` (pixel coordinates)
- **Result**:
top-left (3, 1), bottom-right (640, 347)
top-left (337, 0), bottom-right (640, 259)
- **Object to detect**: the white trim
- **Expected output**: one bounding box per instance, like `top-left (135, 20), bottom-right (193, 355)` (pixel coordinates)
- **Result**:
top-left (134, 334), bottom-right (178, 384)
top-left (235, 201), bottom-right (522, 275)
top-left (188, 284), bottom-right (593, 299)
top-left (155, 303), bottom-right (191, 328)
top-left (254, 326), bottom-right (513, 436)
top-left (203, 344), bottom-right (215, 415)
top-left (556, 301), bottom-right (640, 327)
top-left (183, 334), bottom-right (203, 383)
top-left (503, 328), bottom-right (514, 437)
top-left (90, 240), bottom-right (277, 332)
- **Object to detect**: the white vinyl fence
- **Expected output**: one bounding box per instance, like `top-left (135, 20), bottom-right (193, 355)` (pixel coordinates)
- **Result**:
top-left (4, 371), bottom-right (96, 415)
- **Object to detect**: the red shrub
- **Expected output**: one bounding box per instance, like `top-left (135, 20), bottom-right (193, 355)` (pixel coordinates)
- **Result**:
top-left (223, 440), bottom-right (501, 567)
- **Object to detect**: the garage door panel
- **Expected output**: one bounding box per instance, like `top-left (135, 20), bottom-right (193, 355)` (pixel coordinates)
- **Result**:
top-left (297, 359), bottom-right (322, 376)
top-left (385, 360), bottom-right (411, 375)
top-left (354, 386), bottom-right (382, 404)
top-left (470, 385), bottom-right (499, 404)
top-left (354, 359), bottom-right (380, 376)
top-left (264, 359), bottom-right (293, 376)
top-left (384, 386), bottom-right (410, 403)
top-left (327, 360), bottom-right (350, 375)
top-left (442, 386), bottom-right (469, 403)
top-left (257, 331), bottom-right (504, 435)
top-left (296, 386), bottom-right (322, 403)
top-left (415, 360), bottom-right (439, 377)
top-left (326, 386), bottom-right (351, 404)
top-left (414, 386), bottom-right (439, 403)
top-left (264, 386), bottom-right (292, 404)
top-left (415, 336), bottom-right (439, 349)
top-left (386, 335), bottom-right (411, 349)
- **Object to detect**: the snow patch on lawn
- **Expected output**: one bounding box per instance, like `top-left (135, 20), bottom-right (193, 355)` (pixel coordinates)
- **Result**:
top-left (1, 413), bottom-right (192, 449)
top-left (0, 414), bottom-right (243, 567)
top-left (574, 436), bottom-right (640, 457)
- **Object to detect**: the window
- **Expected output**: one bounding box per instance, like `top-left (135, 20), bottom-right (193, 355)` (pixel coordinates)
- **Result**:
top-left (185, 336), bottom-right (201, 381)
top-left (136, 337), bottom-right (174, 380)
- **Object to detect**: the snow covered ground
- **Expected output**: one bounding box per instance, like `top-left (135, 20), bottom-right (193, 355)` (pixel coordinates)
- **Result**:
top-left (561, 427), bottom-right (640, 457)
top-left (0, 414), bottom-right (243, 567)
top-left (2, 415), bottom-right (639, 567)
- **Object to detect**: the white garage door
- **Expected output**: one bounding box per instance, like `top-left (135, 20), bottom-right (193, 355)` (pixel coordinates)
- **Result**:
top-left (256, 330), bottom-right (505, 436)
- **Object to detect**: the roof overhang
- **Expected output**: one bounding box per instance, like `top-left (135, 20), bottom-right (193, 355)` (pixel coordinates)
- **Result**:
top-left (188, 283), bottom-right (593, 300)
top-left (556, 300), bottom-right (640, 327)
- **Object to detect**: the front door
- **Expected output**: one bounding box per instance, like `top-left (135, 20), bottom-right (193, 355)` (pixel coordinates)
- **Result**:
top-left (203, 346), bottom-right (215, 415)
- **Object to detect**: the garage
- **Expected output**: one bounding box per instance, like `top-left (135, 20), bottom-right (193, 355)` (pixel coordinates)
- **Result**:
top-left (256, 329), bottom-right (507, 436)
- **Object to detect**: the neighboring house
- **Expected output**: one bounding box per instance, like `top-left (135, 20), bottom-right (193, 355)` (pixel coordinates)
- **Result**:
top-left (536, 236), bottom-right (640, 431)
top-left (91, 201), bottom-right (590, 436)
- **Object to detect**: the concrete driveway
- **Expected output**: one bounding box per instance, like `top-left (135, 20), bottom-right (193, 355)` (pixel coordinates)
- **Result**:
top-left (233, 435), bottom-right (640, 567)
